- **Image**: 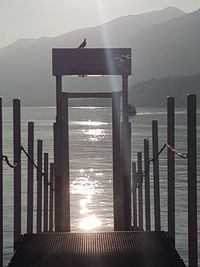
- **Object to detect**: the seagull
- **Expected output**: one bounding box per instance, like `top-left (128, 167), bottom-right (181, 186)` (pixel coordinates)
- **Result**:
top-left (78, 38), bottom-right (86, 48)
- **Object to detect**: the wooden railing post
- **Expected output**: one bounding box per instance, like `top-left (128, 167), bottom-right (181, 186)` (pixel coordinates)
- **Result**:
top-left (43, 153), bottom-right (49, 232)
top-left (27, 122), bottom-right (34, 234)
top-left (137, 152), bottom-right (143, 230)
top-left (152, 120), bottom-right (161, 231)
top-left (144, 139), bottom-right (151, 231)
top-left (187, 94), bottom-right (197, 267)
top-left (37, 140), bottom-right (43, 233)
top-left (13, 98), bottom-right (21, 250)
top-left (0, 97), bottom-right (3, 265)
top-left (132, 162), bottom-right (137, 229)
top-left (49, 163), bottom-right (54, 232)
top-left (112, 92), bottom-right (122, 230)
top-left (167, 97), bottom-right (175, 245)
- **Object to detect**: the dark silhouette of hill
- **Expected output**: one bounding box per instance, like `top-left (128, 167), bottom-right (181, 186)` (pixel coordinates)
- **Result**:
top-left (129, 74), bottom-right (200, 106)
top-left (1, 7), bottom-right (199, 106)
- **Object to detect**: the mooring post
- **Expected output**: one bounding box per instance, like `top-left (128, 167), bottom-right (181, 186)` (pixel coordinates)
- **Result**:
top-left (36, 140), bottom-right (43, 233)
top-left (49, 163), bottom-right (54, 232)
top-left (152, 120), bottom-right (161, 231)
top-left (27, 122), bottom-right (34, 234)
top-left (132, 162), bottom-right (137, 229)
top-left (187, 94), bottom-right (197, 267)
top-left (13, 98), bottom-right (21, 250)
top-left (43, 153), bottom-right (49, 232)
top-left (167, 97), bottom-right (175, 245)
top-left (121, 73), bottom-right (131, 230)
top-left (112, 91), bottom-right (122, 230)
top-left (144, 139), bottom-right (151, 231)
top-left (137, 152), bottom-right (143, 230)
top-left (0, 97), bottom-right (3, 265)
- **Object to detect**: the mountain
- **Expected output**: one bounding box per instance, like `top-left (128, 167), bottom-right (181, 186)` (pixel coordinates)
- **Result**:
top-left (129, 74), bottom-right (200, 107)
top-left (1, 7), bottom-right (199, 106)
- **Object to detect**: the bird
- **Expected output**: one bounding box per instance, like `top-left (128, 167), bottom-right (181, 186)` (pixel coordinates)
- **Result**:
top-left (78, 38), bottom-right (86, 48)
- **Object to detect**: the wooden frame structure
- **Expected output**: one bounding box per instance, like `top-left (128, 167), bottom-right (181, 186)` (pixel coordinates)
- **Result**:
top-left (52, 48), bottom-right (132, 231)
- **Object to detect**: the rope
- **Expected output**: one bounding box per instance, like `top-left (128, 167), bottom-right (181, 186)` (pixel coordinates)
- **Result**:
top-left (1, 147), bottom-right (54, 191)
top-left (143, 143), bottom-right (187, 178)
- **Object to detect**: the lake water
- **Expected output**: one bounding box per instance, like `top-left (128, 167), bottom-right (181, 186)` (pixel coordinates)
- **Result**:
top-left (2, 106), bottom-right (200, 266)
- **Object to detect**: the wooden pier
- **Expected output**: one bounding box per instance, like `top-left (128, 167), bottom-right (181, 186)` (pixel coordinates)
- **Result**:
top-left (0, 49), bottom-right (198, 267)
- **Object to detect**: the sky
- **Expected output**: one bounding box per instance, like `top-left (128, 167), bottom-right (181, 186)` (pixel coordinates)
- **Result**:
top-left (0, 0), bottom-right (200, 48)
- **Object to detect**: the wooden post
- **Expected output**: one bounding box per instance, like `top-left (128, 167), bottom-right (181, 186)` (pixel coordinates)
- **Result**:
top-left (27, 122), bottom-right (34, 234)
top-left (112, 92), bottom-right (122, 230)
top-left (137, 152), bottom-right (143, 230)
top-left (43, 153), bottom-right (48, 232)
top-left (167, 97), bottom-right (175, 245)
top-left (144, 139), bottom-right (151, 231)
top-left (187, 94), bottom-right (197, 267)
top-left (61, 96), bottom-right (70, 231)
top-left (132, 162), bottom-right (137, 229)
top-left (121, 73), bottom-right (131, 230)
top-left (49, 163), bottom-right (54, 232)
top-left (36, 140), bottom-right (43, 233)
top-left (0, 97), bottom-right (3, 265)
top-left (13, 98), bottom-right (21, 250)
top-left (152, 120), bottom-right (161, 231)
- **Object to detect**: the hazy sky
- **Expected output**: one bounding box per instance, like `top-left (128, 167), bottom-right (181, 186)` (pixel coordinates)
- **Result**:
top-left (1, 0), bottom-right (200, 48)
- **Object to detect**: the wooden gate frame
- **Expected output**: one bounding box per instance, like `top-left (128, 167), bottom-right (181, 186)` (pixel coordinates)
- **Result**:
top-left (52, 48), bottom-right (132, 232)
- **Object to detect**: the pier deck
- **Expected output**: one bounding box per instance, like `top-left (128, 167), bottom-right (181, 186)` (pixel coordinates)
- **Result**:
top-left (8, 231), bottom-right (186, 267)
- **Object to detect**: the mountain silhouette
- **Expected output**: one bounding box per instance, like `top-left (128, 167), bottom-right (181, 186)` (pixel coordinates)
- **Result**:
top-left (0, 7), bottom-right (199, 106)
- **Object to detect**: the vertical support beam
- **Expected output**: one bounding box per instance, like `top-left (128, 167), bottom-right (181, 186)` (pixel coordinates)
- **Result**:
top-left (152, 120), bottom-right (161, 231)
top-left (132, 162), bottom-right (137, 229)
top-left (49, 163), bottom-right (54, 232)
top-left (43, 153), bottom-right (48, 232)
top-left (144, 139), bottom-right (151, 231)
top-left (112, 92), bottom-right (122, 230)
top-left (137, 152), bottom-right (143, 230)
top-left (27, 122), bottom-right (34, 234)
top-left (121, 74), bottom-right (131, 230)
top-left (61, 96), bottom-right (70, 231)
top-left (36, 140), bottom-right (43, 233)
top-left (55, 75), bottom-right (69, 231)
top-left (167, 97), bottom-right (175, 245)
top-left (13, 98), bottom-right (21, 250)
top-left (56, 76), bottom-right (62, 122)
top-left (0, 97), bottom-right (3, 265)
top-left (187, 94), bottom-right (197, 267)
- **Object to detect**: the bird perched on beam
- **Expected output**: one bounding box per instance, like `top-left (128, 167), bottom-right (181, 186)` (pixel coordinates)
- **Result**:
top-left (78, 38), bottom-right (86, 48)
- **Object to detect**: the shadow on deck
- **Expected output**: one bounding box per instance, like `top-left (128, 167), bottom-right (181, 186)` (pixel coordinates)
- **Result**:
top-left (8, 231), bottom-right (186, 267)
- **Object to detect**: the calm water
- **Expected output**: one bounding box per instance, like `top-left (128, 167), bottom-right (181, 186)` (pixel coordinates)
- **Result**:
top-left (2, 106), bottom-right (200, 266)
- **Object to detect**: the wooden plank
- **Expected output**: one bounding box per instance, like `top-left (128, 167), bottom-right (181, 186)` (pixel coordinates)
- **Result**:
top-left (52, 48), bottom-right (131, 76)
top-left (187, 94), bottom-right (197, 267)
top-left (36, 140), bottom-right (43, 233)
top-left (62, 92), bottom-right (114, 99)
top-left (13, 98), bottom-right (21, 250)
top-left (112, 92), bottom-right (122, 230)
top-left (0, 97), bottom-right (3, 266)
top-left (167, 97), bottom-right (175, 245)
top-left (152, 120), bottom-right (161, 231)
top-left (27, 122), bottom-right (34, 234)
top-left (8, 232), bottom-right (186, 267)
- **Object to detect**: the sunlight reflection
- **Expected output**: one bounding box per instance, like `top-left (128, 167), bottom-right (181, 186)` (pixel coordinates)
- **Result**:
top-left (71, 169), bottom-right (104, 231)
top-left (79, 214), bottom-right (102, 230)
top-left (73, 120), bottom-right (108, 126)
